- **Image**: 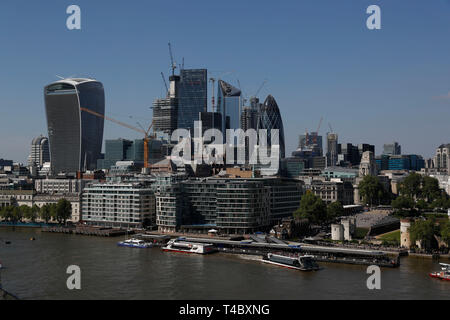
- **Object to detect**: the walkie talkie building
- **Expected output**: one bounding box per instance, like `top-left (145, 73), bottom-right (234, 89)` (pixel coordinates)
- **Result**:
top-left (44, 78), bottom-right (105, 175)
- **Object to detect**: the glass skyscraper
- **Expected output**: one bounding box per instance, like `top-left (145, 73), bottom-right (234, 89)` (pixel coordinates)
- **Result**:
top-left (177, 69), bottom-right (207, 132)
top-left (257, 95), bottom-right (286, 159)
top-left (217, 80), bottom-right (242, 134)
top-left (44, 78), bottom-right (105, 174)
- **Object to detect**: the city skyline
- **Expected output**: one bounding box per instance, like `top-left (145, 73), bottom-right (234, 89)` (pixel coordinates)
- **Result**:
top-left (1, 0), bottom-right (450, 163)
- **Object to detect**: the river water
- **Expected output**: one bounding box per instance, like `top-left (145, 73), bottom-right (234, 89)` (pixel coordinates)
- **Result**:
top-left (0, 227), bottom-right (448, 300)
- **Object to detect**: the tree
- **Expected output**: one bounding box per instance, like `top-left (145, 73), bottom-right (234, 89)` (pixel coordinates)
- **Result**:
top-left (1, 206), bottom-right (14, 221)
top-left (440, 220), bottom-right (450, 247)
top-left (409, 219), bottom-right (436, 247)
top-left (56, 199), bottom-right (72, 224)
top-left (20, 205), bottom-right (31, 222)
top-left (358, 175), bottom-right (384, 206)
top-left (49, 203), bottom-right (57, 222)
top-left (399, 172), bottom-right (422, 199)
top-left (421, 176), bottom-right (441, 203)
top-left (293, 191), bottom-right (327, 225)
top-left (416, 199), bottom-right (429, 211)
top-left (326, 201), bottom-right (344, 222)
top-left (40, 204), bottom-right (52, 223)
top-left (12, 206), bottom-right (23, 222)
top-left (392, 196), bottom-right (414, 212)
top-left (30, 204), bottom-right (40, 222)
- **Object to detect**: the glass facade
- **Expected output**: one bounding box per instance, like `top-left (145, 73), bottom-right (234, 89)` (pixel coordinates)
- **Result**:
top-left (217, 80), bottom-right (241, 134)
top-left (44, 79), bottom-right (105, 174)
top-left (257, 95), bottom-right (286, 159)
top-left (177, 69), bottom-right (207, 132)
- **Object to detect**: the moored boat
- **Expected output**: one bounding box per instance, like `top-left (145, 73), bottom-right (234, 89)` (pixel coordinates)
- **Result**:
top-left (162, 239), bottom-right (217, 254)
top-left (261, 253), bottom-right (320, 271)
top-left (117, 238), bottom-right (152, 248)
top-left (429, 263), bottom-right (450, 281)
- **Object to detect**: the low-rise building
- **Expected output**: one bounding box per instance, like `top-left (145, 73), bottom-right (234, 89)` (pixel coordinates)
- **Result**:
top-left (81, 182), bottom-right (156, 228)
top-left (305, 179), bottom-right (354, 205)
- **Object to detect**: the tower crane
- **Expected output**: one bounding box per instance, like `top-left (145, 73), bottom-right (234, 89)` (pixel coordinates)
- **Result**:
top-left (161, 72), bottom-right (169, 97)
top-left (313, 117), bottom-right (323, 145)
top-left (80, 107), bottom-right (154, 169)
top-left (254, 80), bottom-right (267, 98)
top-left (168, 42), bottom-right (176, 76)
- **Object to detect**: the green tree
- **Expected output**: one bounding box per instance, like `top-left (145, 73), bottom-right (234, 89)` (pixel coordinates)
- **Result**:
top-left (409, 219), bottom-right (436, 247)
top-left (40, 204), bottom-right (52, 223)
top-left (20, 205), bottom-right (31, 221)
top-left (293, 191), bottom-right (327, 225)
top-left (12, 206), bottom-right (23, 222)
top-left (358, 175), bottom-right (384, 206)
top-left (416, 199), bottom-right (429, 211)
top-left (421, 176), bottom-right (441, 203)
top-left (399, 172), bottom-right (422, 199)
top-left (326, 201), bottom-right (344, 222)
top-left (440, 220), bottom-right (450, 247)
top-left (30, 204), bottom-right (40, 222)
top-left (1, 206), bottom-right (14, 221)
top-left (431, 195), bottom-right (450, 210)
top-left (56, 199), bottom-right (72, 224)
top-left (392, 196), bottom-right (414, 212)
top-left (49, 203), bottom-right (58, 222)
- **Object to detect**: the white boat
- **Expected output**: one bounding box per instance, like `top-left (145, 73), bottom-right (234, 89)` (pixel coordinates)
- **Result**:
top-left (261, 253), bottom-right (320, 271)
top-left (117, 238), bottom-right (152, 248)
top-left (162, 239), bottom-right (217, 254)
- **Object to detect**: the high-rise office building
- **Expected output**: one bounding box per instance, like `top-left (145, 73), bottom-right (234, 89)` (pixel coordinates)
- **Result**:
top-left (383, 142), bottom-right (401, 155)
top-left (44, 78), bottom-right (105, 174)
top-left (97, 138), bottom-right (163, 170)
top-left (29, 135), bottom-right (50, 167)
top-left (217, 80), bottom-right (242, 134)
top-left (326, 133), bottom-right (338, 167)
top-left (299, 133), bottom-right (323, 156)
top-left (240, 106), bottom-right (258, 131)
top-left (257, 95), bottom-right (286, 159)
top-left (434, 144), bottom-right (450, 174)
top-left (177, 69), bottom-right (207, 132)
top-left (358, 144), bottom-right (375, 160)
top-left (198, 112), bottom-right (222, 135)
top-left (153, 75), bottom-right (179, 134)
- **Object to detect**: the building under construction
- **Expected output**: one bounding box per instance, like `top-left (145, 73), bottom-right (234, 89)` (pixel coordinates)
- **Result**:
top-left (152, 75), bottom-right (180, 135)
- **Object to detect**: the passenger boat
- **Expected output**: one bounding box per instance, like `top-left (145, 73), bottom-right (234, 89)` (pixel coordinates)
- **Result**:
top-left (429, 263), bottom-right (450, 281)
top-left (162, 239), bottom-right (217, 254)
top-left (117, 238), bottom-right (153, 248)
top-left (261, 253), bottom-right (320, 271)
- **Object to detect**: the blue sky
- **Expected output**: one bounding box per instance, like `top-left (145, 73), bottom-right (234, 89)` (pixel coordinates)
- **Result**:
top-left (0, 0), bottom-right (449, 163)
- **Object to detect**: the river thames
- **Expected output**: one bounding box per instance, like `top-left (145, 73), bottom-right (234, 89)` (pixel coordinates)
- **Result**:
top-left (0, 227), bottom-right (449, 300)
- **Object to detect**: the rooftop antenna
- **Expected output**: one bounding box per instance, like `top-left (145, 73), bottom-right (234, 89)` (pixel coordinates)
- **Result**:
top-left (55, 75), bottom-right (65, 80)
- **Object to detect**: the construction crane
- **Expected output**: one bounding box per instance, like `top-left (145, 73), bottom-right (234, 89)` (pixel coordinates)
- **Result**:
top-left (313, 117), bottom-right (323, 145)
top-left (168, 42), bottom-right (176, 76)
top-left (328, 122), bottom-right (333, 134)
top-left (80, 107), bottom-right (154, 169)
top-left (161, 72), bottom-right (169, 97)
top-left (254, 80), bottom-right (267, 98)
